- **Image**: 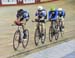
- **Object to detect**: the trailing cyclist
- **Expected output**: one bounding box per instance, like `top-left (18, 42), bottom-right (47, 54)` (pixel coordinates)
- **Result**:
top-left (34, 6), bottom-right (47, 37)
top-left (57, 8), bottom-right (65, 31)
top-left (15, 9), bottom-right (30, 39)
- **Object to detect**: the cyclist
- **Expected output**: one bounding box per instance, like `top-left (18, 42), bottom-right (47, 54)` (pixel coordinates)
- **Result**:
top-left (48, 7), bottom-right (58, 32)
top-left (15, 9), bottom-right (30, 38)
top-left (57, 8), bottom-right (65, 31)
top-left (34, 6), bottom-right (47, 36)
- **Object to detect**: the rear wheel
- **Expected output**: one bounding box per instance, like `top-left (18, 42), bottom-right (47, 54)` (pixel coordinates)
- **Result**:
top-left (22, 29), bottom-right (29, 48)
top-left (41, 28), bottom-right (46, 44)
top-left (55, 28), bottom-right (59, 40)
top-left (13, 30), bottom-right (21, 51)
top-left (34, 29), bottom-right (40, 46)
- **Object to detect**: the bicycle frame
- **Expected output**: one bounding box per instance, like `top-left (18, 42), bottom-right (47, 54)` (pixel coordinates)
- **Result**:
top-left (16, 25), bottom-right (24, 42)
top-left (13, 22), bottom-right (29, 50)
top-left (17, 25), bottom-right (24, 31)
top-left (36, 21), bottom-right (43, 37)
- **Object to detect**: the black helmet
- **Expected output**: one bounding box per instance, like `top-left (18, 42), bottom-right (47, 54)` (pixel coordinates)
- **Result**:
top-left (19, 9), bottom-right (23, 11)
top-left (17, 9), bottom-right (24, 16)
top-left (17, 9), bottom-right (23, 13)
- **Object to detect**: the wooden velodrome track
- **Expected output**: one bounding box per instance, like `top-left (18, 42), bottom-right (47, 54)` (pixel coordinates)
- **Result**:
top-left (0, 0), bottom-right (75, 58)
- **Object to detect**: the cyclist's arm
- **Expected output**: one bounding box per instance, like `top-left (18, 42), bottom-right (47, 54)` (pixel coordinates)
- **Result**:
top-left (23, 12), bottom-right (30, 22)
top-left (42, 10), bottom-right (47, 20)
top-left (48, 11), bottom-right (52, 20)
top-left (62, 10), bottom-right (65, 18)
top-left (34, 12), bottom-right (39, 21)
top-left (16, 14), bottom-right (21, 21)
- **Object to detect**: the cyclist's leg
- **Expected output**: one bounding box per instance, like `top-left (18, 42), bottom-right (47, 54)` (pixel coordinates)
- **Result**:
top-left (50, 20), bottom-right (53, 30)
top-left (61, 17), bottom-right (64, 31)
top-left (57, 17), bottom-right (59, 27)
top-left (55, 18), bottom-right (59, 31)
top-left (50, 20), bottom-right (54, 33)
top-left (23, 17), bottom-right (29, 30)
top-left (51, 20), bottom-right (53, 28)
top-left (39, 22), bottom-right (41, 33)
top-left (50, 20), bottom-right (55, 36)
top-left (53, 20), bottom-right (57, 32)
top-left (22, 20), bottom-right (27, 39)
top-left (39, 20), bottom-right (45, 35)
top-left (42, 22), bottom-right (45, 36)
top-left (61, 17), bottom-right (64, 27)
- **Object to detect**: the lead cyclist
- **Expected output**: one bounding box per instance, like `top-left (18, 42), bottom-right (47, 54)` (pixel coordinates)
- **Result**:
top-left (15, 9), bottom-right (30, 39)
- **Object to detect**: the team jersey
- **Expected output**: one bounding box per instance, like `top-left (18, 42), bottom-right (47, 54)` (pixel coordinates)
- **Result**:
top-left (35, 9), bottom-right (47, 19)
top-left (58, 10), bottom-right (65, 18)
top-left (48, 10), bottom-right (58, 21)
top-left (16, 10), bottom-right (29, 20)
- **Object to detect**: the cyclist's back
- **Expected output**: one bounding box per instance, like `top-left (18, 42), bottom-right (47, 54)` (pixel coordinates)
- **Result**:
top-left (16, 9), bottom-right (29, 21)
top-left (58, 8), bottom-right (65, 18)
top-left (48, 9), bottom-right (58, 21)
top-left (36, 9), bottom-right (47, 19)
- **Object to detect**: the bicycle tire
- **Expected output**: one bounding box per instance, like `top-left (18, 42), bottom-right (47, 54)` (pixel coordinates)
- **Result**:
top-left (55, 29), bottom-right (59, 40)
top-left (13, 30), bottom-right (21, 51)
top-left (49, 27), bottom-right (53, 42)
top-left (22, 29), bottom-right (29, 48)
top-left (41, 26), bottom-right (46, 44)
top-left (34, 29), bottom-right (40, 46)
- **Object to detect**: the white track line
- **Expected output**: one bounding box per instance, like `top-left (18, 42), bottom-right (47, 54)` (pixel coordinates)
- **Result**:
top-left (23, 39), bottom-right (75, 58)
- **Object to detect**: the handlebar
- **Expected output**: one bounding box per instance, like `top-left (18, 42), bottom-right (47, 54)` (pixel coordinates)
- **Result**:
top-left (11, 22), bottom-right (26, 26)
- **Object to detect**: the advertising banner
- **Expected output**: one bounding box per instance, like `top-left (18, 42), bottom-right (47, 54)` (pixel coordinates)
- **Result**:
top-left (23, 0), bottom-right (35, 4)
top-left (41, 0), bottom-right (49, 2)
top-left (2, 0), bottom-right (17, 4)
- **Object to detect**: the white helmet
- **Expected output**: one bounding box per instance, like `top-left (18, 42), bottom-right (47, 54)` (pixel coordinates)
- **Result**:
top-left (37, 6), bottom-right (43, 11)
top-left (58, 8), bottom-right (63, 11)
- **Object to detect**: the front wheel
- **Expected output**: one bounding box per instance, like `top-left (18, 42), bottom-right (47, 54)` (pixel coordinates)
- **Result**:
top-left (34, 29), bottom-right (40, 46)
top-left (13, 30), bottom-right (21, 51)
top-left (22, 29), bottom-right (29, 48)
top-left (49, 27), bottom-right (53, 42)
